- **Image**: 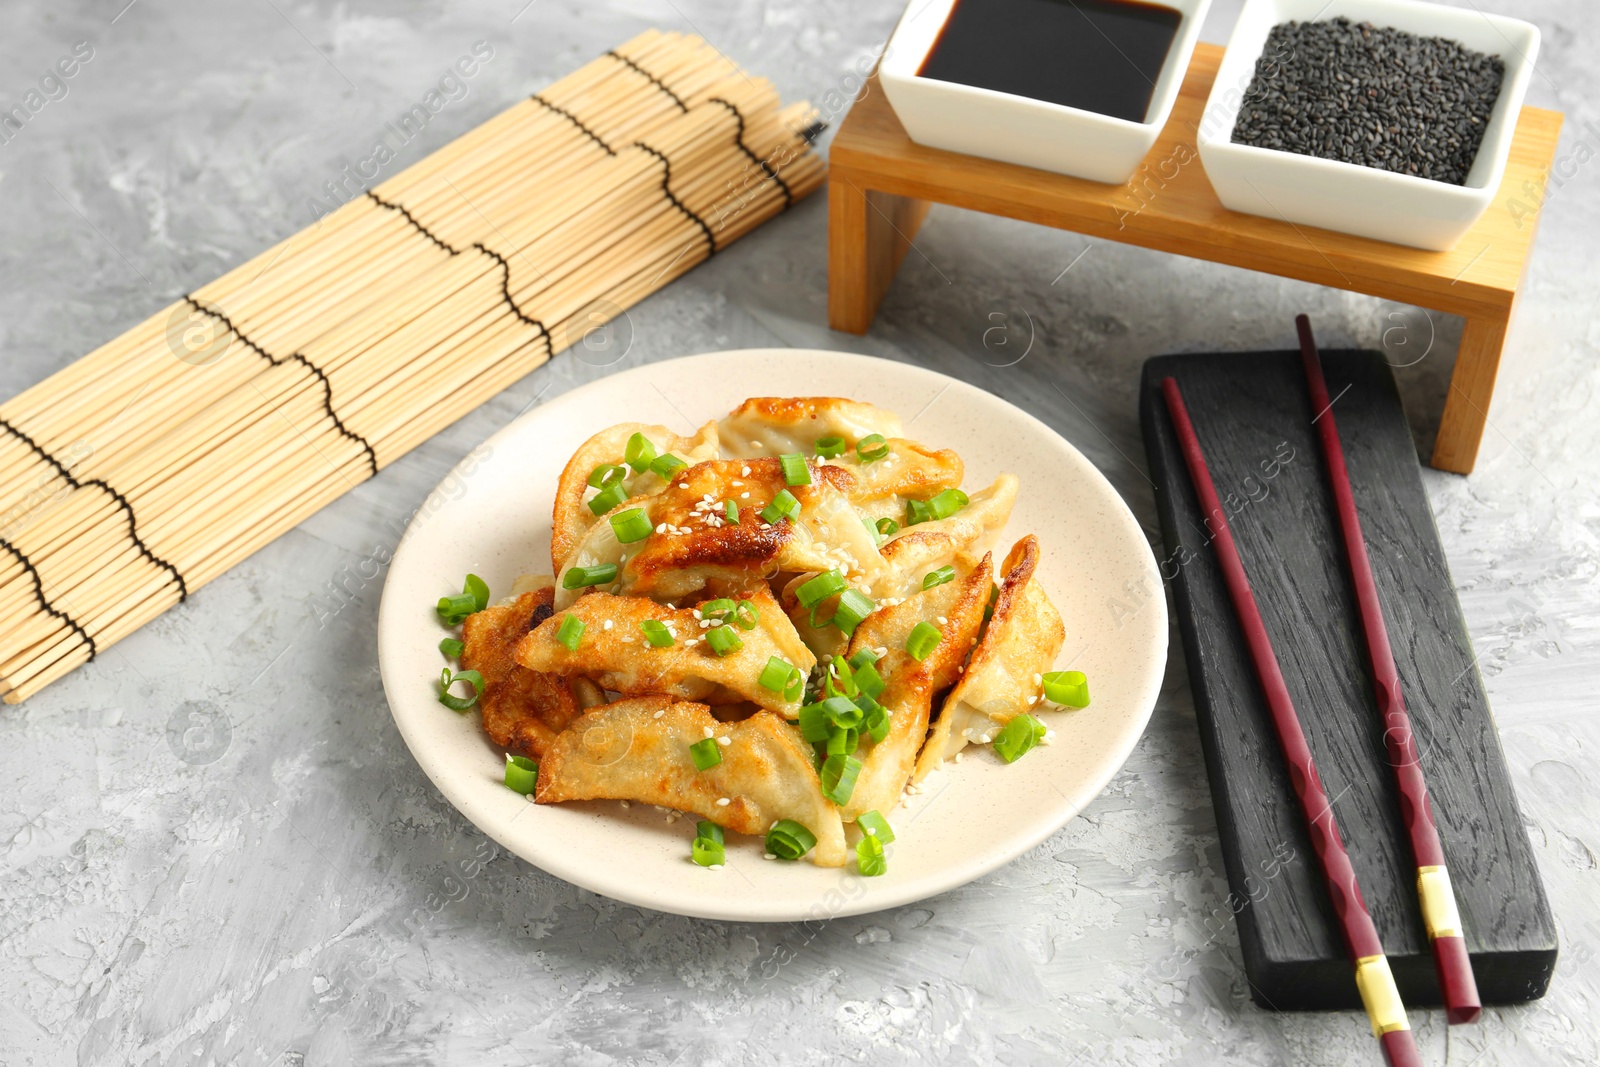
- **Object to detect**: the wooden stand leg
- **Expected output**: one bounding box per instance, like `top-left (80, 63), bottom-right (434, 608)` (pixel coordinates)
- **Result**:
top-left (828, 170), bottom-right (930, 334)
top-left (1430, 311), bottom-right (1512, 474)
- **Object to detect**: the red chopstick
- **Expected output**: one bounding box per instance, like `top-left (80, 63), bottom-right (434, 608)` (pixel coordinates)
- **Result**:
top-left (1297, 314), bottom-right (1482, 1025)
top-left (1161, 376), bottom-right (1421, 1067)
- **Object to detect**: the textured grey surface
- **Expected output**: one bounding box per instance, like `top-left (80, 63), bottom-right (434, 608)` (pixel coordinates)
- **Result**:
top-left (1, 1), bottom-right (1595, 1064)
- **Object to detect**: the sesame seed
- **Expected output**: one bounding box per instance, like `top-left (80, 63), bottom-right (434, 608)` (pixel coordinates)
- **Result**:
top-left (741, 465), bottom-right (751, 475)
top-left (731, 480), bottom-right (743, 487)
top-left (937, 616), bottom-right (948, 625)
top-left (703, 726), bottom-right (714, 738)
top-left (979, 733), bottom-right (992, 744)
top-left (716, 797), bottom-right (730, 807)
top-left (620, 800), bottom-right (631, 808)
top-left (1032, 673), bottom-right (1043, 685)
top-left (763, 853), bottom-right (776, 860)
top-left (708, 863), bottom-right (724, 871)
top-left (740, 492), bottom-right (750, 499)
top-left (603, 619), bottom-right (614, 630)
top-left (717, 736), bottom-right (731, 746)
top-left (653, 709), bottom-right (665, 719)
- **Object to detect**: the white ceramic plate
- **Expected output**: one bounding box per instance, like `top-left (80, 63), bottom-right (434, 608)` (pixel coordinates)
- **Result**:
top-left (377, 350), bottom-right (1166, 922)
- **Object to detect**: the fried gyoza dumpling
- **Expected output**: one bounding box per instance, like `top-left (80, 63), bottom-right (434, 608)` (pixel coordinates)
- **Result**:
top-left (460, 583), bottom-right (601, 757)
top-left (536, 696), bottom-right (847, 866)
top-left (551, 420), bottom-right (720, 572)
top-left (517, 586), bottom-right (814, 717)
top-left (553, 458), bottom-right (883, 608)
top-left (915, 536), bottom-right (1064, 781)
top-left (882, 474), bottom-right (1018, 564)
top-left (839, 555), bottom-right (993, 820)
top-left (870, 531), bottom-right (987, 601)
top-left (717, 397), bottom-right (902, 459)
top-left (825, 439), bottom-right (965, 523)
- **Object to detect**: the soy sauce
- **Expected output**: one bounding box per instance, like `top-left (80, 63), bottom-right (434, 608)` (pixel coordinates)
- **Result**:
top-left (916, 0), bottom-right (1183, 123)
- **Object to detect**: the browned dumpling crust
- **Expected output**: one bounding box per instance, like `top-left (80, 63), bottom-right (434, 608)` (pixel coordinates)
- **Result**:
top-left (461, 587), bottom-right (586, 758)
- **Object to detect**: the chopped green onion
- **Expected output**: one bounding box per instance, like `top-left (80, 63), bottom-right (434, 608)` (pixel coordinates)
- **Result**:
top-left (821, 695), bottom-right (863, 730)
top-left (692, 835), bottom-right (725, 867)
top-left (828, 656), bottom-right (858, 699)
top-left (609, 507), bottom-right (652, 543)
top-left (439, 637), bottom-right (464, 659)
top-left (796, 569), bottom-right (846, 608)
top-left (435, 593), bottom-right (476, 625)
top-left (504, 754), bottom-right (538, 794)
top-left (929, 488), bottom-right (969, 520)
top-left (624, 431), bottom-right (657, 473)
top-left (833, 589), bottom-right (875, 635)
top-left (994, 714), bottom-right (1047, 763)
top-left (856, 833), bottom-right (887, 876)
top-left (732, 598), bottom-right (760, 631)
top-left (849, 647), bottom-right (880, 669)
top-left (690, 737), bottom-right (723, 770)
top-left (905, 621), bottom-right (942, 661)
top-left (766, 819), bottom-right (817, 860)
top-left (725, 500), bottom-right (739, 525)
top-left (905, 499), bottom-right (934, 526)
top-left (820, 754), bottom-right (862, 805)
top-left (700, 598), bottom-right (736, 621)
top-left (797, 701), bottom-right (831, 742)
top-left (640, 619), bottom-right (674, 647)
top-left (555, 615), bottom-right (585, 651)
top-left (983, 583), bottom-right (999, 626)
top-left (922, 565), bottom-right (956, 590)
top-left (858, 693), bottom-right (890, 742)
top-left (437, 667), bottom-right (484, 711)
top-left (857, 434), bottom-right (889, 462)
top-left (826, 726), bottom-right (859, 757)
top-left (705, 625), bottom-right (743, 657)
top-left (650, 453), bottom-right (687, 479)
top-left (587, 463), bottom-right (625, 489)
top-left (1042, 670), bottom-right (1091, 708)
top-left (464, 574), bottom-right (490, 612)
top-left (696, 820), bottom-right (725, 845)
top-left (864, 517), bottom-right (884, 546)
top-left (875, 516), bottom-right (900, 537)
top-left (779, 452), bottom-right (811, 486)
top-left (760, 489), bottom-right (800, 524)
top-left (855, 809), bottom-right (895, 844)
top-left (854, 660), bottom-right (886, 700)
top-left (562, 563), bottom-right (618, 589)
top-left (759, 656), bottom-right (801, 700)
top-left (587, 481), bottom-right (628, 515)
top-left (814, 435), bottom-right (847, 458)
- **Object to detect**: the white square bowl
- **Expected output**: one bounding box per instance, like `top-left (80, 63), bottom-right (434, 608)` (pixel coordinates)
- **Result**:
top-left (878, 0), bottom-right (1212, 184)
top-left (1196, 0), bottom-right (1540, 251)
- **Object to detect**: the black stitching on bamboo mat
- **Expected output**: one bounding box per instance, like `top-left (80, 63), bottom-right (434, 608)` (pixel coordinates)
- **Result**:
top-left (0, 538), bottom-right (96, 660)
top-left (0, 418), bottom-right (189, 601)
top-left (633, 144), bottom-right (716, 255)
top-left (366, 191), bottom-right (460, 255)
top-left (606, 51), bottom-right (688, 111)
top-left (183, 298), bottom-right (380, 480)
top-left (530, 95), bottom-right (616, 155)
top-left (706, 97), bottom-right (793, 209)
top-left (470, 244), bottom-right (554, 346)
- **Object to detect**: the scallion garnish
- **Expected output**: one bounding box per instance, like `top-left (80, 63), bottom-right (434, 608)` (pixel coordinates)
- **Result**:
top-left (696, 820), bottom-right (725, 845)
top-left (562, 563), bottom-right (618, 589)
top-left (436, 593), bottom-right (476, 623)
top-left (814, 435), bottom-right (847, 458)
top-left (856, 833), bottom-right (887, 876)
top-left (854, 660), bottom-right (886, 700)
top-left (437, 667), bottom-right (484, 711)
top-left (825, 726), bottom-right (859, 757)
top-left (922, 565), bottom-right (956, 590)
top-left (587, 481), bottom-right (628, 515)
top-left (609, 507), bottom-right (652, 543)
top-left (833, 589), bottom-right (875, 635)
top-left (860, 694), bottom-right (890, 742)
top-left (821, 754), bottom-right (862, 805)
top-left (732, 598), bottom-right (760, 631)
top-left (993, 714), bottom-right (1047, 763)
top-left (705, 625), bottom-right (743, 657)
top-left (650, 453), bottom-right (687, 479)
top-left (779, 452), bottom-right (811, 486)
top-left (464, 574), bottom-right (489, 611)
top-left (692, 835), bottom-right (725, 867)
top-left (760, 489), bottom-right (800, 524)
top-left (1042, 670), bottom-right (1091, 707)
top-left (796, 701), bottom-right (832, 742)
top-left (905, 620), bottom-right (942, 661)
top-left (796, 569), bottom-right (846, 608)
top-left (624, 431), bottom-right (657, 473)
top-left (821, 695), bottom-right (863, 730)
top-left (689, 737), bottom-right (723, 770)
top-left (700, 598), bottom-right (736, 620)
top-left (725, 500), bottom-right (739, 525)
top-left (857, 434), bottom-right (889, 462)
top-left (863, 517), bottom-right (883, 546)
top-left (766, 819), bottom-right (817, 860)
top-left (875, 516), bottom-right (899, 537)
top-left (855, 809), bottom-right (895, 844)
top-left (504, 754), bottom-right (538, 794)
top-left (828, 656), bottom-right (858, 699)
top-left (849, 647), bottom-right (880, 670)
top-left (905, 498), bottom-right (934, 526)
top-left (555, 614), bottom-right (585, 651)
top-left (759, 656), bottom-right (803, 701)
top-left (439, 637), bottom-right (464, 659)
top-left (929, 488), bottom-right (968, 520)
top-left (640, 619), bottom-right (674, 647)
top-left (587, 463), bottom-right (625, 489)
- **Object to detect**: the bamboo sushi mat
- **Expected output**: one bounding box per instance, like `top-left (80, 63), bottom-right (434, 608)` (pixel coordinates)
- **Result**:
top-left (0, 31), bottom-right (824, 703)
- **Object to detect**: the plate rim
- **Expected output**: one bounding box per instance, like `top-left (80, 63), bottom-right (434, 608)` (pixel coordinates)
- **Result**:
top-left (377, 348), bottom-right (1167, 922)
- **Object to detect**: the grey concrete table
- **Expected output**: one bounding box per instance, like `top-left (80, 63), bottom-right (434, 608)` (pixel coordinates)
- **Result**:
top-left (2, 2), bottom-right (1595, 1064)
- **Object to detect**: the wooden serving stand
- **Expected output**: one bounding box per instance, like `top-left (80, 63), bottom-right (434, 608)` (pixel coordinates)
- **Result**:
top-left (827, 43), bottom-right (1563, 474)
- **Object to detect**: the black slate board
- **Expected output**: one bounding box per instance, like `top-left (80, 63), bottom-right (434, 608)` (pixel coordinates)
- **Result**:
top-left (1138, 350), bottom-right (1557, 1011)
